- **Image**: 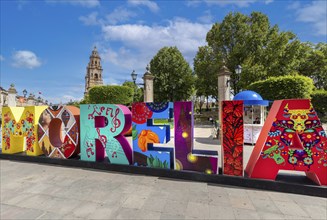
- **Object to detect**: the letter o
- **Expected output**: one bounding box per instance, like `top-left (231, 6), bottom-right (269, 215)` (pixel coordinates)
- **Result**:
top-left (37, 106), bottom-right (80, 158)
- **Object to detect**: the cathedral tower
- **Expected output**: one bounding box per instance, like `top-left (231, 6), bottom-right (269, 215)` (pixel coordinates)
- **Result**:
top-left (84, 46), bottom-right (104, 95)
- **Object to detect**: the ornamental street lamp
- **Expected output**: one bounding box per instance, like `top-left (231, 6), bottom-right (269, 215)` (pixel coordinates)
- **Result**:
top-left (23, 89), bottom-right (27, 98)
top-left (37, 96), bottom-right (42, 105)
top-left (226, 64), bottom-right (242, 95)
top-left (131, 70), bottom-right (138, 85)
top-left (235, 65), bottom-right (242, 75)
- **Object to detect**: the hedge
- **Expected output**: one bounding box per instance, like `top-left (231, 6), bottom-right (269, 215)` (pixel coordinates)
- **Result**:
top-left (88, 85), bottom-right (134, 105)
top-left (311, 90), bottom-right (327, 122)
top-left (247, 75), bottom-right (314, 101)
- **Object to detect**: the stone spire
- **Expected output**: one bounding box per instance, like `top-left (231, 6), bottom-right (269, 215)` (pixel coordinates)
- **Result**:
top-left (84, 46), bottom-right (104, 95)
top-left (142, 63), bottom-right (155, 102)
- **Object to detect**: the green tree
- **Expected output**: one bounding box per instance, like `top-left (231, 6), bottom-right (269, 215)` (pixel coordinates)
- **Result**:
top-left (311, 90), bottom-right (327, 122)
top-left (205, 12), bottom-right (303, 94)
top-left (299, 43), bottom-right (327, 90)
top-left (194, 46), bottom-right (219, 109)
top-left (88, 85), bottom-right (134, 105)
top-left (150, 46), bottom-right (194, 102)
top-left (122, 81), bottom-right (143, 102)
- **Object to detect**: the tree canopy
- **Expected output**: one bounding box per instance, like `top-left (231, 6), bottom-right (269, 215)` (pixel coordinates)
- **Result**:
top-left (194, 11), bottom-right (327, 100)
top-left (122, 81), bottom-right (143, 102)
top-left (150, 46), bottom-right (194, 102)
top-left (88, 85), bottom-right (134, 105)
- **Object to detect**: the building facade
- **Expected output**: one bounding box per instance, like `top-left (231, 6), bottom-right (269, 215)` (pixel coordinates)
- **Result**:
top-left (84, 47), bottom-right (104, 95)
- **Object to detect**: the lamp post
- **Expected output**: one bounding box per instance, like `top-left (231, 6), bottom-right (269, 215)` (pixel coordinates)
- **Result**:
top-left (37, 96), bottom-right (42, 105)
top-left (130, 64), bottom-right (154, 102)
top-left (131, 70), bottom-right (144, 102)
top-left (23, 89), bottom-right (27, 98)
top-left (233, 65), bottom-right (242, 95)
top-left (131, 70), bottom-right (138, 85)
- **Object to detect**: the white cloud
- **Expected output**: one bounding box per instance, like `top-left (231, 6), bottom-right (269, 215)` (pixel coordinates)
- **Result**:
top-left (265, 0), bottom-right (273, 4)
top-left (185, 1), bottom-right (202, 7)
top-left (106, 7), bottom-right (137, 25)
top-left (205, 0), bottom-right (257, 7)
top-left (0, 55), bottom-right (4, 61)
top-left (128, 0), bottom-right (159, 12)
top-left (46, 0), bottom-right (100, 8)
top-left (100, 19), bottom-right (211, 69)
top-left (79, 12), bottom-right (99, 26)
top-left (287, 1), bottom-right (300, 10)
top-left (197, 10), bottom-right (213, 23)
top-left (186, 0), bottom-right (259, 8)
top-left (12, 50), bottom-right (42, 69)
top-left (296, 1), bottom-right (327, 36)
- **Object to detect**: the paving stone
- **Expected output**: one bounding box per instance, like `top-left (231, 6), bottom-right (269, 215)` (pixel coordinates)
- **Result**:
top-left (290, 193), bottom-right (327, 206)
top-left (115, 207), bottom-right (142, 219)
top-left (233, 208), bottom-right (261, 219)
top-left (300, 204), bottom-right (327, 219)
top-left (246, 189), bottom-right (270, 200)
top-left (0, 204), bottom-right (45, 219)
top-left (72, 201), bottom-right (102, 218)
top-left (284, 215), bottom-right (313, 219)
top-left (162, 200), bottom-right (188, 216)
top-left (136, 210), bottom-right (162, 219)
top-left (250, 197), bottom-right (282, 214)
top-left (207, 185), bottom-right (229, 196)
top-left (209, 205), bottom-right (235, 219)
top-left (122, 194), bottom-right (148, 209)
top-left (87, 204), bottom-right (120, 219)
top-left (267, 191), bottom-right (294, 202)
top-left (274, 200), bottom-right (310, 217)
top-left (165, 189), bottom-right (190, 202)
top-left (160, 213), bottom-right (185, 219)
top-left (257, 211), bottom-right (287, 219)
top-left (208, 192), bottom-right (232, 207)
top-left (36, 211), bottom-right (65, 219)
top-left (142, 196), bottom-right (167, 212)
top-left (187, 190), bottom-right (211, 204)
top-left (185, 202), bottom-right (209, 219)
top-left (3, 193), bottom-right (34, 206)
top-left (229, 196), bottom-right (255, 210)
top-left (1, 160), bottom-right (327, 220)
top-left (103, 191), bottom-right (129, 206)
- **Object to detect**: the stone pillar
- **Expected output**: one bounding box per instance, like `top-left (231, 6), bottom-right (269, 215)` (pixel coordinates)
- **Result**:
top-left (218, 64), bottom-right (232, 146)
top-left (218, 65), bottom-right (232, 102)
top-left (142, 64), bottom-right (155, 102)
top-left (7, 84), bottom-right (17, 107)
top-left (27, 93), bottom-right (35, 106)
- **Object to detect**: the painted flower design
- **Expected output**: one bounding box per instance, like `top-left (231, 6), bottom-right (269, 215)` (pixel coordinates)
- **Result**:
top-left (288, 156), bottom-right (297, 164)
top-left (132, 103), bottom-right (153, 124)
top-left (303, 157), bottom-right (313, 165)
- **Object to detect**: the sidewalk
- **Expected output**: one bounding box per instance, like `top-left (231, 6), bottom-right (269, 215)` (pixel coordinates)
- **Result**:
top-left (1, 160), bottom-right (326, 219)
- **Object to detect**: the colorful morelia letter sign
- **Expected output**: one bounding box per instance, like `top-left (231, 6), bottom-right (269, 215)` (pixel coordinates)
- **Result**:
top-left (80, 104), bottom-right (132, 164)
top-left (2, 106), bottom-right (47, 156)
top-left (174, 102), bottom-right (218, 174)
top-left (38, 106), bottom-right (80, 159)
top-left (132, 102), bottom-right (174, 169)
top-left (245, 99), bottom-right (327, 185)
top-left (222, 101), bottom-right (244, 176)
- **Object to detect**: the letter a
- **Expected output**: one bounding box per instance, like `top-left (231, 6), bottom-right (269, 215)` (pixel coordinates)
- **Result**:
top-left (245, 99), bottom-right (327, 186)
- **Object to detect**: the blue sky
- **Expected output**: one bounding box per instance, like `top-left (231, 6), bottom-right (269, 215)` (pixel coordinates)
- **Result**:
top-left (0, 0), bottom-right (326, 104)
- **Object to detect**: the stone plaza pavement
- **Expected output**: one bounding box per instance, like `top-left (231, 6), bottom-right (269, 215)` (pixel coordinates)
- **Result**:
top-left (1, 160), bottom-right (327, 220)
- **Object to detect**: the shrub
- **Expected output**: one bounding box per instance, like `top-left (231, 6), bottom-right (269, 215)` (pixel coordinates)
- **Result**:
top-left (88, 85), bottom-right (134, 105)
top-left (247, 75), bottom-right (314, 101)
top-left (311, 90), bottom-right (327, 123)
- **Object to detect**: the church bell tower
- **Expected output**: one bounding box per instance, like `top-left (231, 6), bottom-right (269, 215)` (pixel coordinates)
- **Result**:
top-left (84, 46), bottom-right (104, 95)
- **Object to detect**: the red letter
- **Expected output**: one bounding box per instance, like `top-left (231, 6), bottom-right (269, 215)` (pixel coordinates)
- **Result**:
top-left (245, 99), bottom-right (327, 186)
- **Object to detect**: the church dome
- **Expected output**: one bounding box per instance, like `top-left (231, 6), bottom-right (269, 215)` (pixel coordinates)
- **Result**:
top-left (233, 90), bottom-right (269, 106)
